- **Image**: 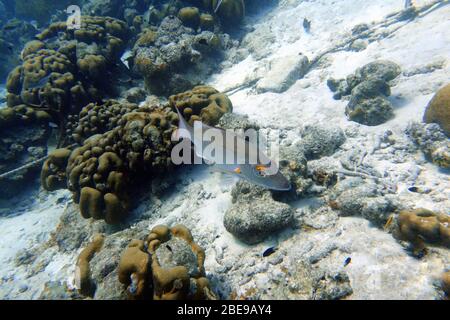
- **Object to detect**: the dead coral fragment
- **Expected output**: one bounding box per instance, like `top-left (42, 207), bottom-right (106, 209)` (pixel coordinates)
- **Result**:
top-left (75, 234), bottom-right (105, 297)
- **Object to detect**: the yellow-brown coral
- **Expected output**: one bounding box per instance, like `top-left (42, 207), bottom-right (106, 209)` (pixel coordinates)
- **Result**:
top-left (118, 239), bottom-right (151, 299)
top-left (148, 224), bottom-right (215, 300)
top-left (424, 83), bottom-right (450, 136)
top-left (393, 208), bottom-right (450, 255)
top-left (168, 85), bottom-right (233, 125)
top-left (75, 233), bottom-right (105, 296)
top-left (41, 148), bottom-right (72, 191)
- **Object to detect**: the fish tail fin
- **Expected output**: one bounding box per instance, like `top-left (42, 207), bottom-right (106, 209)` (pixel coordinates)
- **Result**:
top-left (172, 106), bottom-right (193, 141)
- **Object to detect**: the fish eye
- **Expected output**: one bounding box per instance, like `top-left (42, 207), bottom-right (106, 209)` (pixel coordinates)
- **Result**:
top-left (254, 166), bottom-right (267, 177)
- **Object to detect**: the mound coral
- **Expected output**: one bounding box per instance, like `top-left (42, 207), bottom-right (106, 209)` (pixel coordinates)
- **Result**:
top-left (6, 16), bottom-right (130, 128)
top-left (424, 83), bottom-right (450, 136)
top-left (168, 85), bottom-right (233, 125)
top-left (66, 134), bottom-right (130, 224)
top-left (118, 224), bottom-right (216, 300)
top-left (391, 208), bottom-right (450, 256)
top-left (178, 7), bottom-right (201, 29)
top-left (68, 99), bottom-right (140, 144)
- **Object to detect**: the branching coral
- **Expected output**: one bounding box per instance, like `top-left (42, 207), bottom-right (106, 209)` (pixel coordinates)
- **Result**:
top-left (118, 239), bottom-right (152, 299)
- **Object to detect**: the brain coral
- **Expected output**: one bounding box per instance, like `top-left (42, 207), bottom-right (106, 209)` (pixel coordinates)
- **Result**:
top-left (424, 83), bottom-right (450, 136)
top-left (392, 208), bottom-right (450, 256)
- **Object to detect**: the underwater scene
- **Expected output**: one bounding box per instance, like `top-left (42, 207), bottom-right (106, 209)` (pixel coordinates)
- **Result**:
top-left (0, 0), bottom-right (449, 301)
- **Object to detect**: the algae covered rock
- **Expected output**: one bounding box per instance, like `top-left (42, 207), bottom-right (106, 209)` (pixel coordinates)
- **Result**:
top-left (224, 181), bottom-right (295, 244)
top-left (407, 122), bottom-right (450, 169)
top-left (299, 124), bottom-right (346, 160)
top-left (328, 60), bottom-right (401, 126)
top-left (329, 177), bottom-right (399, 226)
top-left (424, 83), bottom-right (450, 136)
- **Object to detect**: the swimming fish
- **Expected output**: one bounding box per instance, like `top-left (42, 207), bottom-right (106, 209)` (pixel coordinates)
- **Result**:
top-left (120, 49), bottom-right (133, 69)
top-left (404, 0), bottom-right (413, 9)
top-left (303, 18), bottom-right (311, 32)
top-left (173, 107), bottom-right (291, 191)
top-left (214, 0), bottom-right (224, 13)
top-left (25, 74), bottom-right (52, 90)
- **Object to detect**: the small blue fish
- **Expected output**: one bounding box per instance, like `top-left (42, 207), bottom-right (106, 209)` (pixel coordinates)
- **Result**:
top-left (173, 107), bottom-right (291, 191)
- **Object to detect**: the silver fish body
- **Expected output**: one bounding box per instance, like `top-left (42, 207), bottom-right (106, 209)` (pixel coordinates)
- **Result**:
top-left (173, 107), bottom-right (291, 191)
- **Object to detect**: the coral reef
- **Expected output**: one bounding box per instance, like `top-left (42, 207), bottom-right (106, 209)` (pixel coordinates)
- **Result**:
top-left (6, 16), bottom-right (131, 124)
top-left (118, 224), bottom-right (216, 300)
top-left (424, 83), bottom-right (450, 136)
top-left (327, 60), bottom-right (401, 125)
top-left (224, 181), bottom-right (295, 244)
top-left (41, 86), bottom-right (231, 223)
top-left (407, 122), bottom-right (450, 168)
